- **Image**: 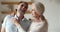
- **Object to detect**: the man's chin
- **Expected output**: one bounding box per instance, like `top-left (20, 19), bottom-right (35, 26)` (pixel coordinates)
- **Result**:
top-left (21, 10), bottom-right (24, 11)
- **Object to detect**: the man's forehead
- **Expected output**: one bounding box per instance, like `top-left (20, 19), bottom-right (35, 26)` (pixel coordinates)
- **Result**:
top-left (19, 3), bottom-right (27, 5)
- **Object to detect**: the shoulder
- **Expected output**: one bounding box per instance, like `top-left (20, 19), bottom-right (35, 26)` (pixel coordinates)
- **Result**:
top-left (42, 19), bottom-right (48, 27)
top-left (4, 15), bottom-right (10, 19)
top-left (5, 15), bottom-right (11, 18)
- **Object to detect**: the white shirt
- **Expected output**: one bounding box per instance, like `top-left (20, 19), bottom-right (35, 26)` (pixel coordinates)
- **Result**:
top-left (28, 20), bottom-right (48, 32)
top-left (2, 15), bottom-right (31, 32)
top-left (2, 15), bottom-right (18, 32)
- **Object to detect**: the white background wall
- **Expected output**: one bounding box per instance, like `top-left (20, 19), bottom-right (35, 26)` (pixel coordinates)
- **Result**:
top-left (0, 0), bottom-right (60, 32)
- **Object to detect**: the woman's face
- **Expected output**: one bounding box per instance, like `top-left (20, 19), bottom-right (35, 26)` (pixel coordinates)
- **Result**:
top-left (31, 4), bottom-right (40, 18)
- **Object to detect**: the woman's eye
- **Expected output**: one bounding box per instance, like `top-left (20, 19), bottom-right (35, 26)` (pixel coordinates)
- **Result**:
top-left (34, 11), bottom-right (36, 13)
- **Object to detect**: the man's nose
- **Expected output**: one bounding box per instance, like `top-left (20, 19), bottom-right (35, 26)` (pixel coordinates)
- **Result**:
top-left (22, 6), bottom-right (25, 9)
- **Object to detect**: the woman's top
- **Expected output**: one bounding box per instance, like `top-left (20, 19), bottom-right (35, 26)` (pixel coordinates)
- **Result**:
top-left (28, 19), bottom-right (48, 32)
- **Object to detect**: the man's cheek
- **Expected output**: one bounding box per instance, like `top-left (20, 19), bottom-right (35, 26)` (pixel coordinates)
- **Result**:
top-left (17, 6), bottom-right (21, 10)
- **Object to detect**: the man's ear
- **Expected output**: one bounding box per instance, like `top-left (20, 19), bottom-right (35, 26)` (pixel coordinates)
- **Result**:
top-left (15, 9), bottom-right (17, 11)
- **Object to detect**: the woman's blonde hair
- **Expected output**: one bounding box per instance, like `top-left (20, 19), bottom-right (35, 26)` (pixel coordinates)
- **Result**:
top-left (33, 2), bottom-right (46, 21)
top-left (34, 2), bottom-right (45, 15)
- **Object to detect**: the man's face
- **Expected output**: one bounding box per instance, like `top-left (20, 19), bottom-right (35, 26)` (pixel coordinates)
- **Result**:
top-left (17, 3), bottom-right (28, 13)
top-left (17, 3), bottom-right (28, 17)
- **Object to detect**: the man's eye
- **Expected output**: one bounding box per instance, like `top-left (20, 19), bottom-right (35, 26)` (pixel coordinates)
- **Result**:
top-left (21, 5), bottom-right (23, 6)
top-left (25, 6), bottom-right (27, 9)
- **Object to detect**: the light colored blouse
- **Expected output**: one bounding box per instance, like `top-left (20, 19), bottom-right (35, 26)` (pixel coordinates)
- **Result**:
top-left (28, 19), bottom-right (48, 32)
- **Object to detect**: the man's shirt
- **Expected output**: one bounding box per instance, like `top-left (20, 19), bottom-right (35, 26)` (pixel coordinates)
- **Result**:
top-left (2, 15), bottom-right (18, 32)
top-left (14, 15), bottom-right (31, 31)
top-left (2, 15), bottom-right (31, 32)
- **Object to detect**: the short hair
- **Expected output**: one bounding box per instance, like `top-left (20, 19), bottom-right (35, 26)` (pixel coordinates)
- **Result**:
top-left (17, 1), bottom-right (28, 6)
top-left (16, 1), bottom-right (28, 11)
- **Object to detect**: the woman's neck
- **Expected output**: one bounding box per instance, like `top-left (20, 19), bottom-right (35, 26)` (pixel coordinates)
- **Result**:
top-left (34, 15), bottom-right (45, 22)
top-left (34, 16), bottom-right (41, 22)
top-left (35, 15), bottom-right (41, 20)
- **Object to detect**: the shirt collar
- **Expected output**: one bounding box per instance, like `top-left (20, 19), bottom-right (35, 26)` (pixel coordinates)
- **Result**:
top-left (14, 15), bottom-right (26, 21)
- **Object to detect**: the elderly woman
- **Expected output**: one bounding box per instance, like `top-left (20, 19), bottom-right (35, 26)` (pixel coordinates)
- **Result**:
top-left (28, 2), bottom-right (48, 32)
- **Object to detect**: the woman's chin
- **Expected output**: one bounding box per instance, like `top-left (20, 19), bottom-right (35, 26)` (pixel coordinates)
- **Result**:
top-left (33, 16), bottom-right (37, 18)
